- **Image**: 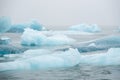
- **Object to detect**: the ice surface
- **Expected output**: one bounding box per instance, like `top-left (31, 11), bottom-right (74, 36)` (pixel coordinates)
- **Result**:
top-left (74, 35), bottom-right (120, 53)
top-left (79, 48), bottom-right (120, 65)
top-left (0, 48), bottom-right (120, 71)
top-left (8, 24), bottom-right (26, 33)
top-left (0, 45), bottom-right (28, 57)
top-left (21, 28), bottom-right (76, 46)
top-left (69, 24), bottom-right (101, 33)
top-left (8, 20), bottom-right (46, 33)
top-left (0, 16), bottom-right (11, 33)
top-left (0, 48), bottom-right (80, 71)
top-left (0, 37), bottom-right (11, 45)
top-left (29, 20), bottom-right (46, 31)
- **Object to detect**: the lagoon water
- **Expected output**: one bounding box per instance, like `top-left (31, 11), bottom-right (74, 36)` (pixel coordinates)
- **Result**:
top-left (0, 26), bottom-right (120, 80)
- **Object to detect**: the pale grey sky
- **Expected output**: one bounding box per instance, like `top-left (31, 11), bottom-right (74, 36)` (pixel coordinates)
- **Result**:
top-left (0, 0), bottom-right (120, 29)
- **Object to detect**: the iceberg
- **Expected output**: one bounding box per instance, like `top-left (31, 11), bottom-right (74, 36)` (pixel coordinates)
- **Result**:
top-left (29, 20), bottom-right (46, 31)
top-left (0, 48), bottom-right (120, 71)
top-left (8, 24), bottom-right (26, 33)
top-left (0, 16), bottom-right (11, 33)
top-left (69, 24), bottom-right (101, 33)
top-left (8, 20), bottom-right (46, 33)
top-left (0, 48), bottom-right (80, 71)
top-left (0, 45), bottom-right (28, 57)
top-left (21, 28), bottom-right (76, 46)
top-left (79, 48), bottom-right (120, 65)
top-left (0, 37), bottom-right (11, 45)
top-left (73, 35), bottom-right (120, 53)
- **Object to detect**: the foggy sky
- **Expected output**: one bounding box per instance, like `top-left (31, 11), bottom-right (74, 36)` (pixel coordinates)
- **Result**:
top-left (0, 0), bottom-right (120, 29)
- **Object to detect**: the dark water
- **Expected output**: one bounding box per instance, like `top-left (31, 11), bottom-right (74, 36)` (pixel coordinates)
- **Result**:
top-left (0, 27), bottom-right (120, 80)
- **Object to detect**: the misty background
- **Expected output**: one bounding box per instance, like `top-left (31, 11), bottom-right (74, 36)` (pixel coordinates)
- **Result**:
top-left (0, 0), bottom-right (120, 30)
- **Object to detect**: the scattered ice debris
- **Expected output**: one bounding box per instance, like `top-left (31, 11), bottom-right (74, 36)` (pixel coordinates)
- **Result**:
top-left (0, 16), bottom-right (11, 33)
top-left (21, 28), bottom-right (76, 46)
top-left (69, 24), bottom-right (101, 33)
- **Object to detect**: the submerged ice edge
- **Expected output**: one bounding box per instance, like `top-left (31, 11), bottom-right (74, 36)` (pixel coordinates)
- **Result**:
top-left (0, 48), bottom-right (120, 71)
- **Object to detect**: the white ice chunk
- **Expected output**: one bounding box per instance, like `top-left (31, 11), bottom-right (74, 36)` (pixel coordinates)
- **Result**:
top-left (79, 48), bottom-right (120, 65)
top-left (21, 28), bottom-right (76, 46)
top-left (69, 24), bottom-right (101, 33)
top-left (0, 48), bottom-right (80, 71)
top-left (0, 48), bottom-right (120, 71)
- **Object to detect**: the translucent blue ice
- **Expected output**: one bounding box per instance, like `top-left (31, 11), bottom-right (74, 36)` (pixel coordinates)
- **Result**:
top-left (0, 48), bottom-right (80, 71)
top-left (0, 48), bottom-right (120, 71)
top-left (0, 37), bottom-right (11, 45)
top-left (69, 24), bottom-right (101, 33)
top-left (21, 28), bottom-right (76, 46)
top-left (74, 35), bottom-right (120, 52)
top-left (29, 20), bottom-right (46, 31)
top-left (79, 48), bottom-right (120, 65)
top-left (0, 45), bottom-right (28, 57)
top-left (8, 24), bottom-right (26, 33)
top-left (8, 20), bottom-right (46, 33)
top-left (0, 16), bottom-right (11, 33)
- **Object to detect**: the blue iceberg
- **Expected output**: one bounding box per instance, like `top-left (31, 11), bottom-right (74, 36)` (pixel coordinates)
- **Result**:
top-left (21, 28), bottom-right (76, 46)
top-left (8, 20), bottom-right (46, 33)
top-left (29, 20), bottom-right (46, 31)
top-left (0, 48), bottom-right (80, 71)
top-left (79, 48), bottom-right (120, 65)
top-left (74, 35), bottom-right (120, 53)
top-left (0, 48), bottom-right (120, 71)
top-left (69, 24), bottom-right (101, 33)
top-left (0, 16), bottom-right (11, 33)
top-left (8, 24), bottom-right (26, 33)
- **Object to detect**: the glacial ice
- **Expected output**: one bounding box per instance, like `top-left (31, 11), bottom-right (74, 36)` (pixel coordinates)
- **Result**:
top-left (8, 24), bottom-right (26, 33)
top-left (0, 45), bottom-right (28, 57)
top-left (79, 48), bottom-right (120, 65)
top-left (29, 20), bottom-right (46, 31)
top-left (0, 48), bottom-right (120, 71)
top-left (0, 16), bottom-right (11, 33)
top-left (74, 35), bottom-right (120, 53)
top-left (69, 24), bottom-right (101, 33)
top-left (0, 37), bottom-right (11, 45)
top-left (0, 48), bottom-right (80, 71)
top-left (21, 28), bottom-right (76, 46)
top-left (8, 20), bottom-right (46, 33)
